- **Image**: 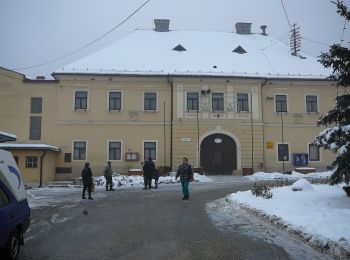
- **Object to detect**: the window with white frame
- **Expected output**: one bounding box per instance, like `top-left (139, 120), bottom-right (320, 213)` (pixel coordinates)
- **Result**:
top-left (237, 93), bottom-right (249, 112)
top-left (74, 91), bottom-right (88, 110)
top-left (26, 156), bottom-right (38, 168)
top-left (73, 141), bottom-right (86, 160)
top-left (309, 144), bottom-right (320, 161)
top-left (212, 93), bottom-right (224, 112)
top-left (306, 95), bottom-right (318, 113)
top-left (144, 142), bottom-right (156, 160)
top-left (109, 92), bottom-right (121, 111)
top-left (144, 92), bottom-right (157, 110)
top-left (275, 94), bottom-right (287, 112)
top-left (109, 141), bottom-right (121, 160)
top-left (278, 144), bottom-right (289, 161)
top-left (187, 92), bottom-right (199, 111)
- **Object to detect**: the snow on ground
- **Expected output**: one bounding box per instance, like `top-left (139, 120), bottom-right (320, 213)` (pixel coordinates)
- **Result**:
top-left (26, 173), bottom-right (212, 208)
top-left (26, 187), bottom-right (86, 209)
top-left (246, 171), bottom-right (332, 181)
top-left (226, 180), bottom-right (350, 257)
top-left (94, 172), bottom-right (212, 188)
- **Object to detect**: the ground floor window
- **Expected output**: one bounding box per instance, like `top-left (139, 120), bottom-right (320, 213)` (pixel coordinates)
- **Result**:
top-left (109, 141), bottom-right (121, 160)
top-left (309, 144), bottom-right (320, 161)
top-left (73, 141), bottom-right (86, 160)
top-left (144, 141), bottom-right (156, 160)
top-left (26, 156), bottom-right (38, 168)
top-left (278, 144), bottom-right (289, 161)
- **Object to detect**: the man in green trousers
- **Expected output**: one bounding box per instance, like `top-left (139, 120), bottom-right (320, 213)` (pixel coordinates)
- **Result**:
top-left (176, 157), bottom-right (193, 200)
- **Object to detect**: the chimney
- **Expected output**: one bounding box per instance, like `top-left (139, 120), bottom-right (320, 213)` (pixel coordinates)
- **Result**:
top-left (154, 19), bottom-right (170, 32)
top-left (260, 25), bottom-right (267, 35)
top-left (235, 22), bottom-right (252, 35)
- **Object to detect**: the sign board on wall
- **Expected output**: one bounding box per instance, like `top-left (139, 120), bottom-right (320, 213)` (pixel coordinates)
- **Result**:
top-left (266, 141), bottom-right (274, 149)
top-left (181, 137), bottom-right (191, 142)
top-left (125, 152), bottom-right (139, 161)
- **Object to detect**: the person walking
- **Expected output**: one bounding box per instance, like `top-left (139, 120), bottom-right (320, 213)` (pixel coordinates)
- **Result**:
top-left (104, 161), bottom-right (114, 191)
top-left (176, 157), bottom-right (193, 200)
top-left (142, 157), bottom-right (155, 189)
top-left (81, 162), bottom-right (93, 200)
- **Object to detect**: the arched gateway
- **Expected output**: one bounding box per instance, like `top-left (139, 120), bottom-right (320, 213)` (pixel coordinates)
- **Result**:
top-left (200, 133), bottom-right (237, 175)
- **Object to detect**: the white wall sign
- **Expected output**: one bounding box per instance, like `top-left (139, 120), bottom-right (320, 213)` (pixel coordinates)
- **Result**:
top-left (181, 137), bottom-right (191, 142)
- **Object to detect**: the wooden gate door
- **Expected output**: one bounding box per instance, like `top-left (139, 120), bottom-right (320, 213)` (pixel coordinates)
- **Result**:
top-left (200, 134), bottom-right (236, 175)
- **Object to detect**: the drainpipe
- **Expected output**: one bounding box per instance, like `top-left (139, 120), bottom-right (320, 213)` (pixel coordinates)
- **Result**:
top-left (166, 75), bottom-right (174, 170)
top-left (261, 78), bottom-right (268, 172)
top-left (39, 150), bottom-right (47, 187)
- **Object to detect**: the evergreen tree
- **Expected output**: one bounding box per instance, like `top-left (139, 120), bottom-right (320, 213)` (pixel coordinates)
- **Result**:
top-left (315, 0), bottom-right (350, 185)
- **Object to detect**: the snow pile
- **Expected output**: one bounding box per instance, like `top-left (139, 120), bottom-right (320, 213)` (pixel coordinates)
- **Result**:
top-left (291, 179), bottom-right (314, 191)
top-left (246, 171), bottom-right (332, 181)
top-left (227, 183), bottom-right (350, 257)
top-left (93, 173), bottom-right (212, 188)
top-left (193, 173), bottom-right (212, 182)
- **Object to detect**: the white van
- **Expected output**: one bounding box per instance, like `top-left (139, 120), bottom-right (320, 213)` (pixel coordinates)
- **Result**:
top-left (0, 132), bottom-right (30, 260)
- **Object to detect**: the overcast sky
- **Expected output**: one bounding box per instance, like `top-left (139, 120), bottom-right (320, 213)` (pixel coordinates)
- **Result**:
top-left (0, 0), bottom-right (349, 78)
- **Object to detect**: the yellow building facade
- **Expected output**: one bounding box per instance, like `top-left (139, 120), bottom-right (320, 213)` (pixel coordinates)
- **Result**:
top-left (0, 66), bottom-right (336, 185)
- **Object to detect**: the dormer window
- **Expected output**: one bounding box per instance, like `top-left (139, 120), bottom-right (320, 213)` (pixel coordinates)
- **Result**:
top-left (233, 45), bottom-right (247, 54)
top-left (173, 44), bottom-right (186, 51)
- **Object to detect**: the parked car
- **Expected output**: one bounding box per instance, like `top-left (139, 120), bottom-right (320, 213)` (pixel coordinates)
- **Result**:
top-left (0, 149), bottom-right (30, 259)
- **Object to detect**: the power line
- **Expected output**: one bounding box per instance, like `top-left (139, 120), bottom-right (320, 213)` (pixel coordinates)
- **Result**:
top-left (301, 37), bottom-right (330, 47)
top-left (12, 0), bottom-right (152, 71)
top-left (280, 0), bottom-right (292, 29)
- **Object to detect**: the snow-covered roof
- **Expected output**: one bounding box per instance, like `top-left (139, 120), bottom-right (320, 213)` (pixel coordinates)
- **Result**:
top-left (55, 29), bottom-right (332, 80)
top-left (0, 144), bottom-right (60, 152)
top-left (0, 131), bottom-right (17, 143)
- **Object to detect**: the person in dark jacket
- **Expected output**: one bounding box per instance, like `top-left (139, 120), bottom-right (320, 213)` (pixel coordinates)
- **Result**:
top-left (176, 157), bottom-right (193, 200)
top-left (81, 162), bottom-right (93, 200)
top-left (142, 157), bottom-right (155, 189)
top-left (104, 161), bottom-right (114, 191)
top-left (153, 167), bottom-right (160, 189)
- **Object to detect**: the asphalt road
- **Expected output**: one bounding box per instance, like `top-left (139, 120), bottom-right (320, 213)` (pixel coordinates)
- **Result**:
top-left (19, 178), bottom-right (297, 260)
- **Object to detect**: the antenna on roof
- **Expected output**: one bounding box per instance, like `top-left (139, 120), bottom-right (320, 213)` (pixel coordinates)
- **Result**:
top-left (290, 23), bottom-right (301, 56)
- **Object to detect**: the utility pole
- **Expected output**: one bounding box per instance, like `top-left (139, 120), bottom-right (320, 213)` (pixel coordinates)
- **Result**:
top-left (290, 23), bottom-right (301, 56)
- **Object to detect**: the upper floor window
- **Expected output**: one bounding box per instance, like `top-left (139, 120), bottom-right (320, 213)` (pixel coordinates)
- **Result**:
top-left (75, 91), bottom-right (88, 110)
top-left (144, 92), bottom-right (157, 110)
top-left (187, 92), bottom-right (199, 111)
top-left (109, 92), bottom-right (121, 111)
top-left (109, 141), bottom-right (121, 160)
top-left (237, 93), bottom-right (249, 112)
top-left (73, 141), bottom-right (86, 160)
top-left (212, 93), bottom-right (224, 112)
top-left (26, 156), bottom-right (38, 168)
top-left (275, 95), bottom-right (287, 112)
top-left (31, 97), bottom-right (42, 113)
top-left (29, 116), bottom-right (41, 140)
top-left (309, 144), bottom-right (320, 161)
top-left (144, 141), bottom-right (156, 160)
top-left (306, 95), bottom-right (318, 113)
top-left (278, 144), bottom-right (289, 161)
